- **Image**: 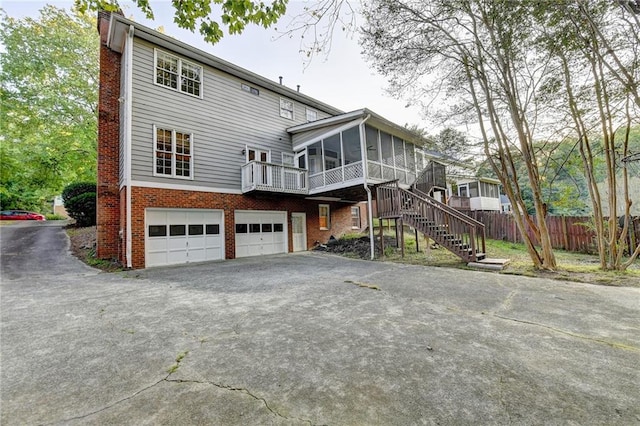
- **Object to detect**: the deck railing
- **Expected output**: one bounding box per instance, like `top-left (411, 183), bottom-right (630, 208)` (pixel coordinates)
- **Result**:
top-left (241, 161), bottom-right (308, 195)
top-left (376, 181), bottom-right (486, 262)
top-left (308, 161), bottom-right (364, 191)
top-left (448, 195), bottom-right (471, 210)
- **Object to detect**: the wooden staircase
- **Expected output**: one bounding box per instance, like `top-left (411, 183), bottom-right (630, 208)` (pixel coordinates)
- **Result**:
top-left (375, 181), bottom-right (486, 262)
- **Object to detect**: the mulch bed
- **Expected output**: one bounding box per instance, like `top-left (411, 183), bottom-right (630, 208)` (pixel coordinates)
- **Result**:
top-left (314, 235), bottom-right (398, 259)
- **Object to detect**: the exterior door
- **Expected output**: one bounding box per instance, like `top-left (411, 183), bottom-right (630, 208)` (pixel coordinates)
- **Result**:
top-left (291, 213), bottom-right (307, 252)
top-left (247, 148), bottom-right (270, 185)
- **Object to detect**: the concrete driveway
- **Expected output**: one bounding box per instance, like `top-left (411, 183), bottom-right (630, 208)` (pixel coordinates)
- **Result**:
top-left (1, 222), bottom-right (639, 425)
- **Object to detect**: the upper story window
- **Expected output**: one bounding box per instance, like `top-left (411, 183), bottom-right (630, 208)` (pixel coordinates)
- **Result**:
top-left (280, 98), bottom-right (294, 120)
top-left (154, 125), bottom-right (193, 179)
top-left (154, 49), bottom-right (202, 97)
top-left (241, 83), bottom-right (260, 96)
top-left (306, 108), bottom-right (317, 122)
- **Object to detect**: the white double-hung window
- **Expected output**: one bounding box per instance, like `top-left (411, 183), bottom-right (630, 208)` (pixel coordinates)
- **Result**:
top-left (280, 98), bottom-right (294, 119)
top-left (154, 49), bottom-right (202, 97)
top-left (154, 126), bottom-right (193, 179)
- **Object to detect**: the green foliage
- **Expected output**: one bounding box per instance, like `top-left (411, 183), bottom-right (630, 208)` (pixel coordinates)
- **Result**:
top-left (0, 7), bottom-right (97, 211)
top-left (45, 214), bottom-right (68, 220)
top-left (66, 192), bottom-right (97, 227)
top-left (63, 182), bottom-right (96, 227)
top-left (76, 0), bottom-right (288, 44)
top-left (62, 182), bottom-right (97, 204)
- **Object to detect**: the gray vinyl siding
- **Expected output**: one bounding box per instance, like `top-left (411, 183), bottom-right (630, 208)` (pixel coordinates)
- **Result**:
top-left (291, 120), bottom-right (361, 149)
top-left (129, 39), bottom-right (334, 189)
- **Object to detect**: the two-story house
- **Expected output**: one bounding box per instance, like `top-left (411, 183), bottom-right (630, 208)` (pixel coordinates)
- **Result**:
top-left (97, 11), bottom-right (429, 268)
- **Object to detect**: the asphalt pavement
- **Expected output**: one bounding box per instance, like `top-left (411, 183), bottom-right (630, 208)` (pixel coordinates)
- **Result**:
top-left (1, 221), bottom-right (639, 425)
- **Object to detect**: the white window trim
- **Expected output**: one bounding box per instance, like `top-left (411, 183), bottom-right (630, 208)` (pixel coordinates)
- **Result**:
top-left (306, 107), bottom-right (318, 122)
top-left (245, 146), bottom-right (271, 163)
top-left (153, 125), bottom-right (195, 180)
top-left (351, 206), bottom-right (361, 229)
top-left (154, 48), bottom-right (203, 99)
top-left (280, 97), bottom-right (294, 120)
top-left (319, 204), bottom-right (330, 230)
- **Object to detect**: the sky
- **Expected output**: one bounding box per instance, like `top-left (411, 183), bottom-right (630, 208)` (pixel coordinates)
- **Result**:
top-left (1, 0), bottom-right (428, 129)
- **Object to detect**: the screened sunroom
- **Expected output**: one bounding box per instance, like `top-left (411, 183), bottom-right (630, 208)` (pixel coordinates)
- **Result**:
top-left (287, 109), bottom-right (426, 197)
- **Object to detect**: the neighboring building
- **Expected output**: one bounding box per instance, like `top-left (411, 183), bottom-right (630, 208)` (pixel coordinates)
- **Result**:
top-left (500, 194), bottom-right (512, 214)
top-left (97, 12), bottom-right (429, 268)
top-left (451, 177), bottom-right (502, 212)
top-left (53, 196), bottom-right (69, 218)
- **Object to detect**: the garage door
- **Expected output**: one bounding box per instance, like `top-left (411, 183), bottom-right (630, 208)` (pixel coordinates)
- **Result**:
top-left (146, 209), bottom-right (224, 267)
top-left (235, 211), bottom-right (287, 258)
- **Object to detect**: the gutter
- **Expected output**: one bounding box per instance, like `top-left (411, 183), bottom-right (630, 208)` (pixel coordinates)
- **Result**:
top-left (125, 24), bottom-right (134, 268)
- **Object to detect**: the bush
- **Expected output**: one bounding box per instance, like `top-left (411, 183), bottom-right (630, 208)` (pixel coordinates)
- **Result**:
top-left (62, 182), bottom-right (96, 204)
top-left (45, 213), bottom-right (67, 220)
top-left (62, 182), bottom-right (96, 227)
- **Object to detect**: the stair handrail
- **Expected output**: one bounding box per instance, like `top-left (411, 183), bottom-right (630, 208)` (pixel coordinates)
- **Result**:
top-left (411, 187), bottom-right (486, 229)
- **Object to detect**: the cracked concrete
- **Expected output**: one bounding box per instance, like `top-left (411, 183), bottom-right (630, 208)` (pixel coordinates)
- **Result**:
top-left (2, 222), bottom-right (640, 425)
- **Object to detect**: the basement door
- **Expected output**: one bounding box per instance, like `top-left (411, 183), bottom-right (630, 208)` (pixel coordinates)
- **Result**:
top-left (291, 212), bottom-right (307, 252)
top-left (146, 209), bottom-right (224, 267)
top-left (235, 210), bottom-right (287, 258)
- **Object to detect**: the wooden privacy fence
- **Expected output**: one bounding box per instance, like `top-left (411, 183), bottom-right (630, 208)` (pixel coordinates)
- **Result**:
top-left (466, 211), bottom-right (640, 255)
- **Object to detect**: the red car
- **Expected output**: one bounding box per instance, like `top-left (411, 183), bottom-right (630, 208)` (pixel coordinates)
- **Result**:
top-left (0, 210), bottom-right (46, 221)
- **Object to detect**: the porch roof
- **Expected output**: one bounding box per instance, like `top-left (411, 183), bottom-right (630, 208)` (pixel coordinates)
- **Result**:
top-left (287, 108), bottom-right (427, 146)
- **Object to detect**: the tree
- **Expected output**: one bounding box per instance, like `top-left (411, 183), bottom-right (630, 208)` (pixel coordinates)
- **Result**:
top-left (75, 0), bottom-right (288, 44)
top-left (361, 0), bottom-right (559, 270)
top-left (0, 6), bottom-right (98, 211)
top-left (536, 0), bottom-right (640, 269)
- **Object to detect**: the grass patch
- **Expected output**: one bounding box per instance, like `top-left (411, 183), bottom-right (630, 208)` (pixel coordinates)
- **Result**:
top-left (333, 229), bottom-right (640, 287)
top-left (167, 350), bottom-right (189, 374)
top-left (45, 214), bottom-right (67, 220)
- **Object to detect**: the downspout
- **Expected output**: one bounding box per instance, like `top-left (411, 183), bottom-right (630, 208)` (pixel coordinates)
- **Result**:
top-left (359, 114), bottom-right (374, 260)
top-left (125, 24), bottom-right (134, 268)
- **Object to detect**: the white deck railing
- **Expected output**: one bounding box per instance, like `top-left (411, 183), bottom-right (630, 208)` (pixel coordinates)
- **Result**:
top-left (241, 161), bottom-right (308, 194)
top-left (308, 161), bottom-right (364, 191)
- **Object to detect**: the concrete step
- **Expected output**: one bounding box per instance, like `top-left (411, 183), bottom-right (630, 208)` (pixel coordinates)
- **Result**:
top-left (467, 258), bottom-right (510, 270)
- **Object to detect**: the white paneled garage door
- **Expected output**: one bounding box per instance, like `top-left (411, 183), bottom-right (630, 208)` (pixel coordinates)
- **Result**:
top-left (235, 211), bottom-right (287, 258)
top-left (146, 209), bottom-right (224, 267)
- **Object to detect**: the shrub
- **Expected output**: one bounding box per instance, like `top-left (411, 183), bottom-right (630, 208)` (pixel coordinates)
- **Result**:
top-left (62, 182), bottom-right (96, 204)
top-left (62, 182), bottom-right (96, 227)
top-left (45, 214), bottom-right (67, 220)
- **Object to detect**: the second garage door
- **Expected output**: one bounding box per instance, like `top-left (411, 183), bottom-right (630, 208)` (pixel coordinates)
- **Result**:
top-left (235, 211), bottom-right (287, 258)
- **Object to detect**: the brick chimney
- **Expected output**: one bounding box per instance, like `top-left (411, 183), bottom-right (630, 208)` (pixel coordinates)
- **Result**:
top-left (96, 10), bottom-right (123, 264)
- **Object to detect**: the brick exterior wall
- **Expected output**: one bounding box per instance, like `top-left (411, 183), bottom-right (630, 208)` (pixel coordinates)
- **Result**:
top-left (127, 187), bottom-right (357, 268)
top-left (96, 11), bottom-right (122, 261)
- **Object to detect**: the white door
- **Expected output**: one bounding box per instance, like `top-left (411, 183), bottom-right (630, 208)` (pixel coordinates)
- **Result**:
top-left (146, 209), bottom-right (224, 267)
top-left (291, 213), bottom-right (307, 252)
top-left (247, 148), bottom-right (270, 186)
top-left (235, 211), bottom-right (287, 258)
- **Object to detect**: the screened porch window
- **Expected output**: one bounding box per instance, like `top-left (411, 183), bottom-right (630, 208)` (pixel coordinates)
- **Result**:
top-left (342, 127), bottom-right (361, 164)
top-left (365, 125), bottom-right (380, 162)
top-left (323, 134), bottom-right (342, 170)
top-left (393, 136), bottom-right (406, 169)
top-left (381, 131), bottom-right (393, 166)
